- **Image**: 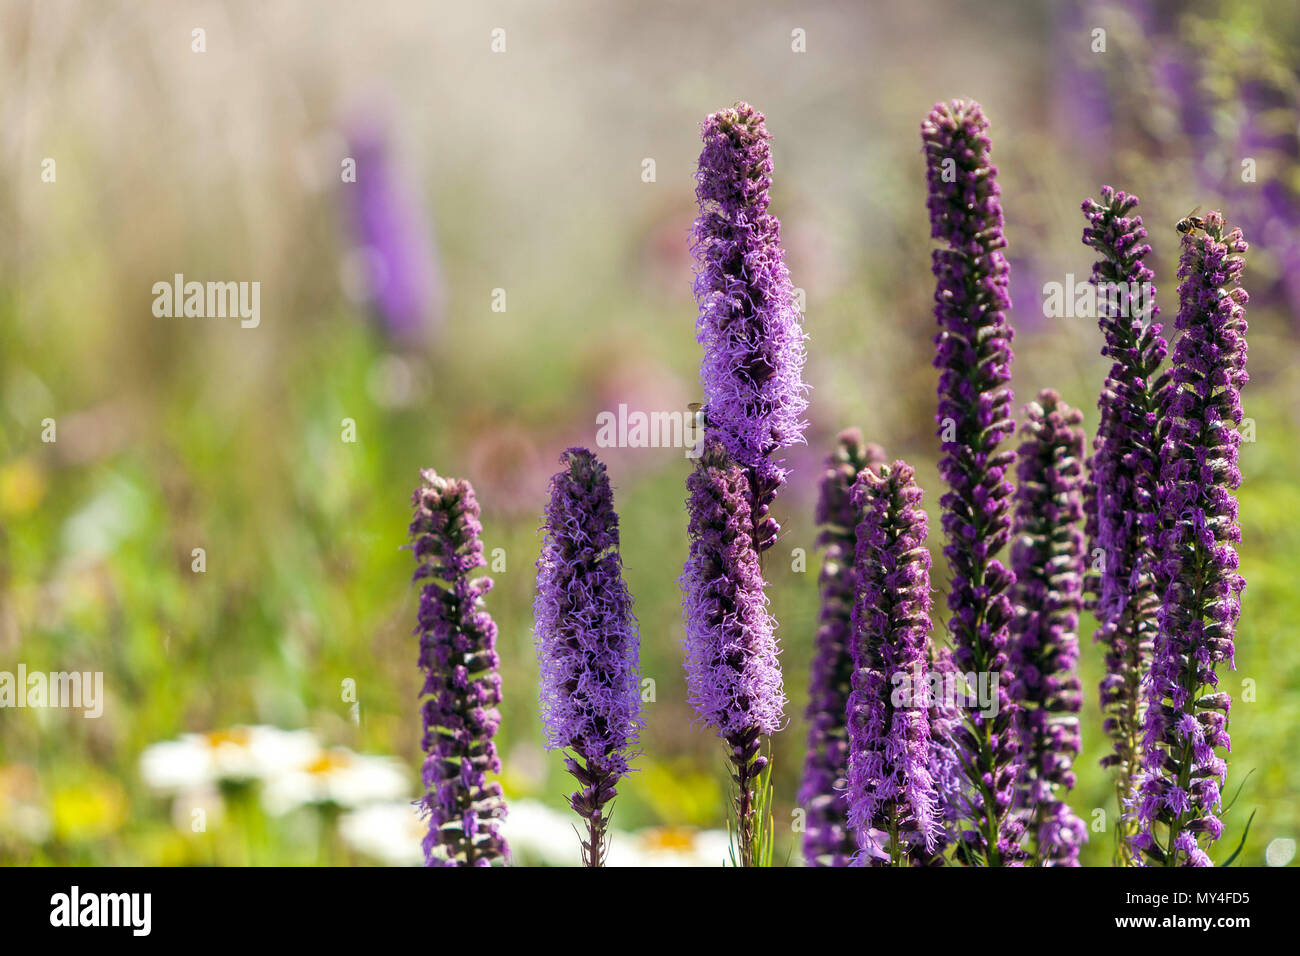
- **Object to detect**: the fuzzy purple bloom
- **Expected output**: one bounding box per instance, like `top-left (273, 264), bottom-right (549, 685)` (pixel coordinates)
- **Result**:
top-left (844, 460), bottom-right (943, 866)
top-left (680, 439), bottom-right (784, 864)
top-left (681, 440), bottom-right (785, 737)
top-left (534, 448), bottom-right (642, 866)
top-left (692, 102), bottom-right (809, 552)
top-left (798, 430), bottom-right (885, 866)
top-left (1009, 390), bottom-right (1088, 866)
top-left (409, 469), bottom-right (508, 866)
top-left (1080, 185), bottom-right (1169, 862)
top-left (1132, 212), bottom-right (1248, 866)
top-left (922, 99), bottom-right (1022, 865)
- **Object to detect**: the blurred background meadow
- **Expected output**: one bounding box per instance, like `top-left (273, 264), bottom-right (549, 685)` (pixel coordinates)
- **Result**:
top-left (1, 0), bottom-right (1297, 866)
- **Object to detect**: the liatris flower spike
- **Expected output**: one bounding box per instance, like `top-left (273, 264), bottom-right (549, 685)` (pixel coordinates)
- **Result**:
top-left (1132, 211), bottom-right (1248, 866)
top-left (692, 102), bottom-right (808, 552)
top-left (1080, 186), bottom-right (1169, 863)
top-left (844, 459), bottom-right (942, 866)
top-left (680, 439), bottom-right (785, 866)
top-left (799, 430), bottom-right (885, 866)
top-left (409, 470), bottom-right (509, 866)
top-left (921, 99), bottom-right (1022, 865)
top-left (534, 448), bottom-right (642, 867)
top-left (1009, 390), bottom-right (1088, 866)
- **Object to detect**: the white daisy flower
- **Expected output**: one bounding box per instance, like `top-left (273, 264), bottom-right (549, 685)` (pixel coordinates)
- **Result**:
top-left (339, 801), bottom-right (425, 866)
top-left (261, 747), bottom-right (410, 815)
top-left (607, 826), bottom-right (731, 867)
top-left (500, 799), bottom-right (587, 866)
top-left (139, 726), bottom-right (322, 792)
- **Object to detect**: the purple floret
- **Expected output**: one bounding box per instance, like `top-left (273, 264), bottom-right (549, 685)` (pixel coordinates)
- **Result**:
top-left (692, 102), bottom-right (809, 552)
top-left (1131, 212), bottom-right (1248, 866)
top-left (1009, 390), bottom-right (1088, 866)
top-left (534, 448), bottom-right (642, 866)
top-left (409, 469), bottom-right (509, 866)
top-left (922, 99), bottom-right (1022, 865)
top-left (844, 460), bottom-right (943, 865)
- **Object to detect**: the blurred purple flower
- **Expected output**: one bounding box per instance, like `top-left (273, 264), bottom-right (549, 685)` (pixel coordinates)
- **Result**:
top-left (1063, 1), bottom-right (1300, 325)
top-left (345, 121), bottom-right (444, 344)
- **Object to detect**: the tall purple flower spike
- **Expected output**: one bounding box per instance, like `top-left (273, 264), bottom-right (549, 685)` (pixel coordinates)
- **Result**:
top-left (844, 460), bottom-right (943, 866)
top-left (692, 102), bottom-right (809, 552)
top-left (921, 99), bottom-right (1022, 865)
top-left (680, 439), bottom-right (785, 865)
top-left (1009, 390), bottom-right (1088, 866)
top-left (799, 430), bottom-right (885, 866)
top-left (535, 448), bottom-right (642, 867)
top-left (409, 470), bottom-right (509, 866)
top-left (1132, 212), bottom-right (1248, 867)
top-left (1080, 186), bottom-right (1169, 863)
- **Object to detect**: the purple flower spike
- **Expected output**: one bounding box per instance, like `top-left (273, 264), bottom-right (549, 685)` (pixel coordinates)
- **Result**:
top-left (692, 102), bottom-right (809, 552)
top-left (922, 99), bottom-right (1022, 865)
top-left (1009, 390), bottom-right (1088, 867)
top-left (844, 460), bottom-right (943, 866)
top-left (1080, 186), bottom-right (1169, 862)
top-left (1132, 212), bottom-right (1248, 866)
top-left (534, 448), bottom-right (642, 867)
top-left (409, 470), bottom-right (509, 866)
top-left (680, 439), bottom-right (785, 865)
top-left (799, 430), bottom-right (885, 867)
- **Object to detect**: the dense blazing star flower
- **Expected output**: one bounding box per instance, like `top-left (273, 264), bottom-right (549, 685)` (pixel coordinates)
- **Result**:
top-left (692, 102), bottom-right (808, 552)
top-left (798, 430), bottom-right (884, 867)
top-left (1009, 390), bottom-right (1088, 866)
top-left (1080, 186), bottom-right (1169, 862)
top-left (534, 448), bottom-right (642, 867)
top-left (844, 460), bottom-right (943, 866)
top-left (1132, 212), bottom-right (1248, 867)
top-left (680, 440), bottom-right (784, 865)
top-left (921, 99), bottom-right (1022, 865)
top-left (408, 470), bottom-right (509, 866)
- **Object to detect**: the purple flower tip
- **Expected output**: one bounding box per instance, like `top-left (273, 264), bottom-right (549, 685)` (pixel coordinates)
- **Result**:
top-left (692, 102), bottom-right (809, 550)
